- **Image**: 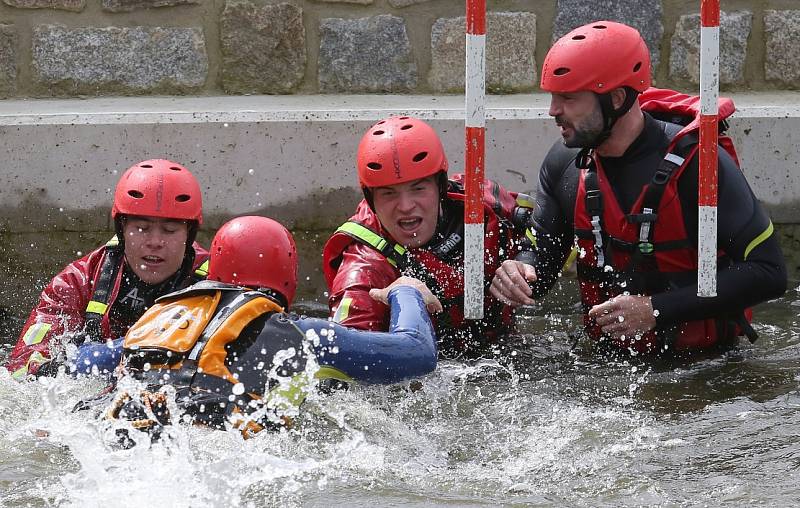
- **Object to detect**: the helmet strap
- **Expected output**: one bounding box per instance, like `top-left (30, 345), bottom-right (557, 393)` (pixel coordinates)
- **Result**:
top-left (595, 87), bottom-right (640, 146)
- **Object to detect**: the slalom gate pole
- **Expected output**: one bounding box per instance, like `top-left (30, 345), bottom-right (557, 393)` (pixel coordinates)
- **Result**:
top-left (464, 0), bottom-right (486, 319)
top-left (698, 0), bottom-right (719, 297)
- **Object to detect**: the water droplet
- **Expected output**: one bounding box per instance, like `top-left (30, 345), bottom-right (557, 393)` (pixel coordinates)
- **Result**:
top-left (248, 168), bottom-right (254, 175)
top-left (232, 383), bottom-right (245, 395)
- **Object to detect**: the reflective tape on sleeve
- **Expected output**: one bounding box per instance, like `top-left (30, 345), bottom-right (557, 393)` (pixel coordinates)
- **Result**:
top-left (22, 323), bottom-right (52, 346)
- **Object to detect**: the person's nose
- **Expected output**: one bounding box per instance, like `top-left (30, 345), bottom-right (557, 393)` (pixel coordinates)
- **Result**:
top-left (548, 96), bottom-right (562, 118)
top-left (142, 229), bottom-right (165, 249)
top-left (396, 191), bottom-right (415, 213)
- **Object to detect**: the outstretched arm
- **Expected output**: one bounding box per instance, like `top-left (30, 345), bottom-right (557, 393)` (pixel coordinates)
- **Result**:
top-left (299, 280), bottom-right (439, 384)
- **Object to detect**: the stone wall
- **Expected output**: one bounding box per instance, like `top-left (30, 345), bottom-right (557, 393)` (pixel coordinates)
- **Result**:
top-left (0, 0), bottom-right (797, 97)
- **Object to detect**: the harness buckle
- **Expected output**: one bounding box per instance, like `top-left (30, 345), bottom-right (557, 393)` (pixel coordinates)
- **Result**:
top-left (638, 242), bottom-right (654, 255)
top-left (585, 190), bottom-right (602, 215)
top-left (653, 169), bottom-right (670, 185)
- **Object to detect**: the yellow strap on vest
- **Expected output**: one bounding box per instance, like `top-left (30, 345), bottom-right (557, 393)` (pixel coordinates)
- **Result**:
top-left (105, 235), bottom-right (120, 248)
top-left (516, 193), bottom-right (535, 209)
top-left (337, 221), bottom-right (406, 267)
top-left (194, 259), bottom-right (209, 278)
top-left (86, 301), bottom-right (109, 315)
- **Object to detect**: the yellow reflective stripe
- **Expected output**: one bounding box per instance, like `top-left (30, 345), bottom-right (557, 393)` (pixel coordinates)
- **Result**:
top-left (337, 221), bottom-right (405, 267)
top-left (332, 297), bottom-right (352, 323)
top-left (525, 228), bottom-right (537, 247)
top-left (315, 365), bottom-right (353, 382)
top-left (86, 301), bottom-right (109, 315)
top-left (22, 323), bottom-right (52, 346)
top-left (12, 351), bottom-right (49, 380)
top-left (563, 246), bottom-right (579, 272)
top-left (195, 259), bottom-right (209, 277)
top-left (105, 235), bottom-right (120, 248)
top-left (265, 371), bottom-right (313, 414)
top-left (516, 193), bottom-right (535, 209)
top-left (744, 221), bottom-right (774, 260)
top-left (337, 222), bottom-right (388, 251)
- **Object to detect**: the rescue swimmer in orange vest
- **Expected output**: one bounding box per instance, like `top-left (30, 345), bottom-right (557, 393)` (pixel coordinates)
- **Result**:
top-left (322, 116), bottom-right (535, 358)
top-left (489, 21), bottom-right (787, 355)
top-left (5, 160), bottom-right (210, 379)
top-left (97, 215), bottom-right (440, 439)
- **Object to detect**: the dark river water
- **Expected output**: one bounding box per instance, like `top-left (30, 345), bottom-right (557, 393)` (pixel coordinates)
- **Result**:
top-left (1, 277), bottom-right (798, 507)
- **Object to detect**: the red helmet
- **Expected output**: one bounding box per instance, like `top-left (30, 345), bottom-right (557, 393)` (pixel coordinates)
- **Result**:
top-left (207, 216), bottom-right (298, 307)
top-left (541, 21), bottom-right (651, 94)
top-left (357, 116), bottom-right (448, 189)
top-left (112, 159), bottom-right (203, 224)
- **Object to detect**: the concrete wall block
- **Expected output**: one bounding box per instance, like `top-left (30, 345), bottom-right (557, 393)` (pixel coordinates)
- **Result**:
top-left (2, 0), bottom-right (83, 11)
top-left (670, 11), bottom-right (751, 86)
top-left (553, 0), bottom-right (663, 73)
top-left (32, 25), bottom-right (208, 95)
top-left (102, 0), bottom-right (197, 12)
top-left (318, 15), bottom-right (417, 93)
top-left (765, 10), bottom-right (800, 87)
top-left (314, 0), bottom-right (372, 4)
top-left (387, 0), bottom-right (432, 8)
top-left (429, 12), bottom-right (537, 93)
top-left (221, 1), bottom-right (306, 94)
top-left (0, 24), bottom-right (17, 96)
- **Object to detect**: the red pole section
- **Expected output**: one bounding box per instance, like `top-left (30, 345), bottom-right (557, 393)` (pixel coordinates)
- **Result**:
top-left (464, 0), bottom-right (486, 319)
top-left (698, 0), bottom-right (719, 297)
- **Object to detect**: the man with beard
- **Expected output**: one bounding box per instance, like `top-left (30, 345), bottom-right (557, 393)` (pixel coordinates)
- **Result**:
top-left (490, 21), bottom-right (786, 355)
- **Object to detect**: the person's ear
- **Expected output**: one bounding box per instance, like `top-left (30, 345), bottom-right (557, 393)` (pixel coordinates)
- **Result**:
top-left (610, 88), bottom-right (627, 110)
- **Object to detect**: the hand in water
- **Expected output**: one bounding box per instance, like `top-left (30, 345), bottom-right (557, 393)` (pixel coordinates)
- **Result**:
top-left (588, 294), bottom-right (656, 340)
top-left (369, 276), bottom-right (443, 314)
top-left (489, 260), bottom-right (537, 307)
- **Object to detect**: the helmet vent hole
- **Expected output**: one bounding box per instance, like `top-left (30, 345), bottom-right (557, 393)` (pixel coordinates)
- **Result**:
top-left (367, 162), bottom-right (382, 170)
top-left (372, 130), bottom-right (385, 136)
top-left (377, 120), bottom-right (385, 125)
top-left (572, 35), bottom-right (585, 40)
top-left (169, 166), bottom-right (182, 171)
top-left (554, 67), bottom-right (570, 76)
top-left (412, 152), bottom-right (428, 162)
top-left (127, 190), bottom-right (144, 199)
top-left (400, 124), bottom-right (413, 130)
top-left (633, 62), bottom-right (642, 72)
top-left (399, 116), bottom-right (409, 120)
top-left (175, 194), bottom-right (191, 202)
top-left (592, 24), bottom-right (607, 30)
top-left (140, 164), bottom-right (153, 169)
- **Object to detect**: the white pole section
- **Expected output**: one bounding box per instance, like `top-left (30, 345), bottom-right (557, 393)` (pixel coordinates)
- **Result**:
top-left (698, 0), bottom-right (719, 297)
top-left (464, 0), bottom-right (486, 319)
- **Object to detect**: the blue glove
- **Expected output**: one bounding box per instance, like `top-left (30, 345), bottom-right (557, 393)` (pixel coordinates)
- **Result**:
top-left (70, 338), bottom-right (124, 376)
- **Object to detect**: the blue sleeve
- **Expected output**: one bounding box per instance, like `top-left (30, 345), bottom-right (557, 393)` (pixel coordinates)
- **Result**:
top-left (69, 338), bottom-right (123, 377)
top-left (295, 286), bottom-right (437, 384)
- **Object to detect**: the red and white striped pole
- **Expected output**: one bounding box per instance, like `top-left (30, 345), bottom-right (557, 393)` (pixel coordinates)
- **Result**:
top-left (698, 0), bottom-right (719, 297)
top-left (464, 0), bottom-right (486, 319)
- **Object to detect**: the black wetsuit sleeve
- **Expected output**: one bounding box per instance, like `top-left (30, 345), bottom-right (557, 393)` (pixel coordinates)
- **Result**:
top-left (517, 142), bottom-right (580, 298)
top-left (650, 147), bottom-right (788, 326)
top-left (296, 286), bottom-right (437, 384)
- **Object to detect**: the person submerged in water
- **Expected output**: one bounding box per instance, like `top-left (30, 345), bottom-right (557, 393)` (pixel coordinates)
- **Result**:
top-left (79, 215), bottom-right (441, 439)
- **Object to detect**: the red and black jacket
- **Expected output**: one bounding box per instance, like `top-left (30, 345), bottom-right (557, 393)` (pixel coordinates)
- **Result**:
top-left (6, 238), bottom-right (208, 378)
top-left (323, 175), bottom-right (530, 357)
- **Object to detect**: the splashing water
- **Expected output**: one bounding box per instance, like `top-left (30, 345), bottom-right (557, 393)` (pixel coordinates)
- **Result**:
top-left (1, 283), bottom-right (799, 506)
